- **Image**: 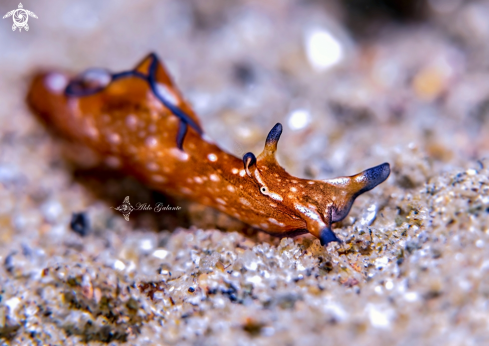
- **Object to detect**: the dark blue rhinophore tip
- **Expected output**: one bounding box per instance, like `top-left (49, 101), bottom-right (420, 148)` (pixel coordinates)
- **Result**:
top-left (319, 227), bottom-right (342, 247)
top-left (243, 152), bottom-right (257, 169)
top-left (265, 123), bottom-right (283, 147)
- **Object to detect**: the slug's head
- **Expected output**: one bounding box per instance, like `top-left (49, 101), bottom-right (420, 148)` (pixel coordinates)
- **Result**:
top-left (242, 123), bottom-right (390, 245)
top-left (242, 123), bottom-right (292, 203)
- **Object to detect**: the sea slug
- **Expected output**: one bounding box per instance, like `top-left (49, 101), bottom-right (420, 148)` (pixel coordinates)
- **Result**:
top-left (27, 53), bottom-right (390, 246)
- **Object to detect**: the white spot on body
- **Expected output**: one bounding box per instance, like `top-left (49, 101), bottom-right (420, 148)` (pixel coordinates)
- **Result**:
top-left (180, 187), bottom-right (192, 194)
top-left (260, 223), bottom-right (269, 229)
top-left (327, 177), bottom-right (350, 186)
top-left (169, 148), bottom-right (189, 161)
top-left (152, 175), bottom-right (166, 182)
top-left (155, 83), bottom-right (179, 106)
top-left (207, 153), bottom-right (218, 162)
top-left (268, 218), bottom-right (278, 224)
top-left (227, 185), bottom-right (235, 192)
top-left (290, 187), bottom-right (298, 192)
top-left (86, 126), bottom-right (99, 139)
top-left (268, 218), bottom-right (286, 227)
top-left (45, 73), bottom-right (68, 93)
top-left (147, 162), bottom-right (159, 171)
top-left (254, 170), bottom-right (265, 185)
top-left (194, 177), bottom-right (203, 184)
top-left (126, 115), bottom-right (138, 129)
top-left (105, 156), bottom-right (121, 168)
top-left (308, 181), bottom-right (315, 185)
top-left (145, 136), bottom-right (158, 148)
top-left (232, 168), bottom-right (239, 174)
top-left (108, 133), bottom-right (121, 144)
top-left (239, 197), bottom-right (251, 206)
top-left (295, 204), bottom-right (325, 226)
top-left (210, 174), bottom-right (220, 182)
top-left (239, 170), bottom-right (246, 177)
top-left (216, 198), bottom-right (226, 205)
top-left (269, 192), bottom-right (283, 201)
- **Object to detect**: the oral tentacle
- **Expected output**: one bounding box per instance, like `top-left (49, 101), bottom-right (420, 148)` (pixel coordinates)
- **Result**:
top-left (351, 162), bottom-right (391, 196)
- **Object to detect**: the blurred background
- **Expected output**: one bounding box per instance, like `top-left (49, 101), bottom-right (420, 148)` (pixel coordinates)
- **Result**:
top-left (3, 0), bottom-right (489, 174)
top-left (1, 0), bottom-right (489, 345)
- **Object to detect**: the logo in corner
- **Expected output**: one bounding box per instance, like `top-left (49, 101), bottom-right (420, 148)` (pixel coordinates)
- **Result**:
top-left (3, 3), bottom-right (38, 32)
top-left (112, 196), bottom-right (134, 221)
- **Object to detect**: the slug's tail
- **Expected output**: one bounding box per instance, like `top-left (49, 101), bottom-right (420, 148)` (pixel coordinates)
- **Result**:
top-left (27, 72), bottom-right (75, 137)
top-left (27, 53), bottom-right (204, 151)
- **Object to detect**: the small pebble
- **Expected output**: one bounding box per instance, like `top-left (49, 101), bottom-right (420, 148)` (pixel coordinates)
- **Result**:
top-left (70, 212), bottom-right (90, 237)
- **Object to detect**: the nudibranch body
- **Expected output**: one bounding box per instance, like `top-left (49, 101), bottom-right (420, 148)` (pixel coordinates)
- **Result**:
top-left (28, 53), bottom-right (390, 246)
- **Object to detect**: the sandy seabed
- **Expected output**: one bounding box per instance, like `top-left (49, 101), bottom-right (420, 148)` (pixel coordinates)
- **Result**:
top-left (1, 0), bottom-right (489, 345)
